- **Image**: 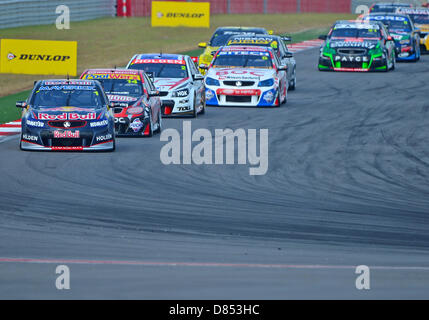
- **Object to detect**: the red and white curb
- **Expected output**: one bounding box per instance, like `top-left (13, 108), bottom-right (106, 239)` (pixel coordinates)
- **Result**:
top-left (288, 39), bottom-right (323, 53)
top-left (0, 120), bottom-right (21, 141)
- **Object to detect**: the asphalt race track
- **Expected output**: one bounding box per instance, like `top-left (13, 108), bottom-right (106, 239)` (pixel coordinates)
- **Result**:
top-left (1, 48), bottom-right (429, 299)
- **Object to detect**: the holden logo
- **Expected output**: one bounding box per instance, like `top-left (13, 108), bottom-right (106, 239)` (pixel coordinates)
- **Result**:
top-left (157, 12), bottom-right (163, 18)
top-left (63, 121), bottom-right (71, 128)
top-left (7, 53), bottom-right (16, 60)
top-left (236, 81), bottom-right (242, 87)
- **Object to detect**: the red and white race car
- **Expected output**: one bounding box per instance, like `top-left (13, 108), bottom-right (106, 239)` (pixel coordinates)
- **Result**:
top-left (202, 46), bottom-right (288, 107)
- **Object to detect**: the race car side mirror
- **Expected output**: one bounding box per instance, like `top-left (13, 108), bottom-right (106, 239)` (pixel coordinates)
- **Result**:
top-left (199, 64), bottom-right (209, 70)
top-left (318, 35), bottom-right (327, 40)
top-left (16, 101), bottom-right (27, 108)
top-left (198, 42), bottom-right (207, 48)
top-left (148, 90), bottom-right (160, 97)
top-left (193, 74), bottom-right (204, 81)
top-left (282, 36), bottom-right (292, 42)
top-left (284, 52), bottom-right (294, 58)
top-left (387, 36), bottom-right (393, 41)
top-left (278, 65), bottom-right (288, 71)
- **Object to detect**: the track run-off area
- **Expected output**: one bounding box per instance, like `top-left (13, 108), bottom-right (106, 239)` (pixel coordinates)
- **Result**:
top-left (0, 47), bottom-right (429, 299)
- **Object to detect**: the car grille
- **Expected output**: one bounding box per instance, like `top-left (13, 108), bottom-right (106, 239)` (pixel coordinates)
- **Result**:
top-left (223, 81), bottom-right (255, 87)
top-left (47, 120), bottom-right (87, 128)
top-left (51, 138), bottom-right (84, 147)
top-left (225, 96), bottom-right (252, 103)
top-left (41, 131), bottom-right (93, 147)
top-left (340, 61), bottom-right (364, 68)
top-left (337, 48), bottom-right (367, 55)
top-left (159, 91), bottom-right (169, 97)
top-left (113, 107), bottom-right (124, 114)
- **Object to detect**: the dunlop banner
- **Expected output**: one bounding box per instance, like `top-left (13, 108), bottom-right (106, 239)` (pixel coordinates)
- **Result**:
top-left (151, 1), bottom-right (210, 28)
top-left (0, 39), bottom-right (77, 76)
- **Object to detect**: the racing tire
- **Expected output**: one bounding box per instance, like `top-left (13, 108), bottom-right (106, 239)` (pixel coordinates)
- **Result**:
top-left (199, 94), bottom-right (206, 115)
top-left (289, 69), bottom-right (296, 91)
top-left (155, 109), bottom-right (162, 133)
top-left (146, 112), bottom-right (154, 137)
top-left (191, 95), bottom-right (197, 118)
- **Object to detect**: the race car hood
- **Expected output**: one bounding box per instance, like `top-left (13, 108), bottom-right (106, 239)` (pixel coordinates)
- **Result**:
top-left (206, 67), bottom-right (275, 82)
top-left (107, 94), bottom-right (139, 106)
top-left (329, 38), bottom-right (379, 49)
top-left (153, 77), bottom-right (190, 91)
top-left (30, 107), bottom-right (105, 121)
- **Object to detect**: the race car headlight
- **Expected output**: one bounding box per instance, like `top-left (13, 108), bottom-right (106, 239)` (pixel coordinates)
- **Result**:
top-left (205, 77), bottom-right (220, 86)
top-left (172, 88), bottom-right (189, 97)
top-left (258, 79), bottom-right (274, 87)
top-left (127, 107), bottom-right (144, 115)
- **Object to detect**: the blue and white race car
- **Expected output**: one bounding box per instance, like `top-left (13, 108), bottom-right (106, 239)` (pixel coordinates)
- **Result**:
top-left (202, 46), bottom-right (288, 107)
top-left (126, 53), bottom-right (205, 117)
top-left (362, 13), bottom-right (421, 61)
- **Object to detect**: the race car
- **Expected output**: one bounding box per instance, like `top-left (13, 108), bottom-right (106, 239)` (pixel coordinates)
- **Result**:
top-left (126, 54), bottom-right (205, 117)
top-left (369, 2), bottom-right (412, 13)
top-left (361, 13), bottom-right (421, 61)
top-left (197, 27), bottom-right (272, 74)
top-left (225, 34), bottom-right (297, 90)
top-left (397, 7), bottom-right (429, 53)
top-left (80, 68), bottom-right (162, 137)
top-left (17, 79), bottom-right (115, 151)
top-left (202, 45), bottom-right (288, 107)
top-left (318, 20), bottom-right (396, 72)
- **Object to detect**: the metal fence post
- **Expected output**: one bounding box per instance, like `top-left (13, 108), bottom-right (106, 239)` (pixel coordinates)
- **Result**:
top-left (297, 0), bottom-right (301, 13)
top-left (264, 0), bottom-right (267, 14)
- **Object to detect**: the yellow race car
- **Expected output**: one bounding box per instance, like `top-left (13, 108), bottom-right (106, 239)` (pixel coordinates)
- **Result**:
top-left (397, 7), bottom-right (429, 53)
top-left (197, 26), bottom-right (273, 74)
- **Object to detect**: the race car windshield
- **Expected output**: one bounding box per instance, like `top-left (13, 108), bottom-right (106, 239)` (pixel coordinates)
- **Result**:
top-left (370, 19), bottom-right (411, 31)
top-left (227, 40), bottom-right (280, 54)
top-left (30, 86), bottom-right (104, 109)
top-left (129, 63), bottom-right (187, 78)
top-left (210, 30), bottom-right (263, 46)
top-left (212, 53), bottom-right (272, 68)
top-left (410, 14), bottom-right (429, 24)
top-left (96, 79), bottom-right (143, 97)
top-left (331, 28), bottom-right (381, 38)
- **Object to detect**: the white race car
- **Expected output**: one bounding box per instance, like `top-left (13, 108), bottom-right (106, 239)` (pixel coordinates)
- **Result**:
top-left (126, 53), bottom-right (205, 117)
top-left (202, 46), bottom-right (288, 107)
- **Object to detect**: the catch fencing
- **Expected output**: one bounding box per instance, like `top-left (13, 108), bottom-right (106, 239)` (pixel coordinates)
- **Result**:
top-left (0, 0), bottom-right (116, 29)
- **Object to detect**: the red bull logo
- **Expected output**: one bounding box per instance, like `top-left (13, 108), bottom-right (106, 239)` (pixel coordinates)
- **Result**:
top-left (53, 130), bottom-right (80, 138)
top-left (38, 112), bottom-right (96, 120)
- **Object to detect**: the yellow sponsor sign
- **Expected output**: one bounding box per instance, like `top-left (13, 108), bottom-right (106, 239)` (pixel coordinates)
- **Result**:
top-left (0, 39), bottom-right (77, 76)
top-left (152, 1), bottom-right (210, 28)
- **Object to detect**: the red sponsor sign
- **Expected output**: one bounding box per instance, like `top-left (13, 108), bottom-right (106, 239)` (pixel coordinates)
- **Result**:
top-left (51, 146), bottom-right (84, 151)
top-left (132, 59), bottom-right (185, 65)
top-left (217, 88), bottom-right (261, 96)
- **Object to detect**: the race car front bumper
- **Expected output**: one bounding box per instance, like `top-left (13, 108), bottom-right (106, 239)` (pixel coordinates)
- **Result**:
top-left (160, 95), bottom-right (195, 117)
top-left (114, 115), bottom-right (152, 136)
top-left (318, 53), bottom-right (387, 72)
top-left (205, 87), bottom-right (279, 107)
top-left (20, 128), bottom-right (115, 151)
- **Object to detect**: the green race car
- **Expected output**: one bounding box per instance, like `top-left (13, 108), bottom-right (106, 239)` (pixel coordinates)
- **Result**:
top-left (318, 20), bottom-right (396, 72)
